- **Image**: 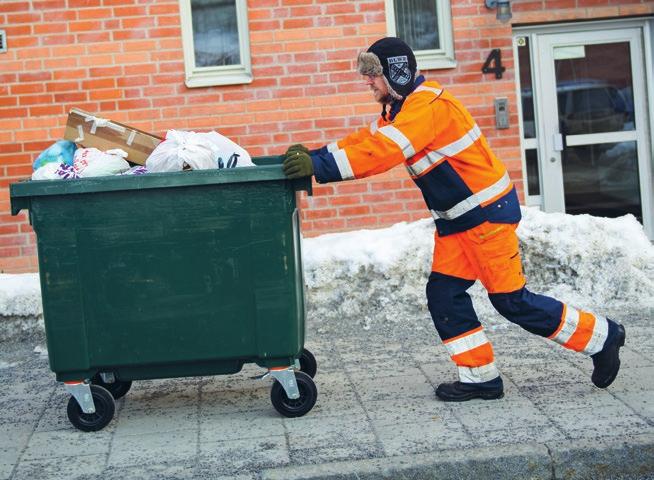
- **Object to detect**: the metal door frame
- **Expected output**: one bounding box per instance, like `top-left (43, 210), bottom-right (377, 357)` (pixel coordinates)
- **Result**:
top-left (513, 18), bottom-right (654, 238)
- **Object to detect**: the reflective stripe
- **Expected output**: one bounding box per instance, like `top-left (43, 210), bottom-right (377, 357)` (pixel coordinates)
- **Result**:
top-left (550, 305), bottom-right (579, 346)
top-left (458, 362), bottom-right (499, 383)
top-left (407, 150), bottom-right (444, 177)
top-left (369, 120), bottom-right (378, 134)
top-left (333, 149), bottom-right (355, 180)
top-left (414, 85), bottom-right (443, 96)
top-left (443, 328), bottom-right (489, 357)
top-left (431, 171), bottom-right (511, 221)
top-left (378, 125), bottom-right (415, 159)
top-left (327, 142), bottom-right (339, 153)
top-left (582, 315), bottom-right (609, 355)
top-left (407, 124), bottom-right (481, 177)
top-left (440, 124), bottom-right (482, 158)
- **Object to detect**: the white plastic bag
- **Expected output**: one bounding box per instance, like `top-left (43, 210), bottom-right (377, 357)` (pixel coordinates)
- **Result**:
top-left (145, 130), bottom-right (253, 173)
top-left (73, 148), bottom-right (130, 177)
top-left (31, 162), bottom-right (79, 181)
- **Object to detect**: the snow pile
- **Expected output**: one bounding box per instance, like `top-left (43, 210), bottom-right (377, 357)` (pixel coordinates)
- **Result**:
top-left (1, 208), bottom-right (653, 336)
top-left (0, 273), bottom-right (42, 317)
top-left (303, 207), bottom-right (654, 331)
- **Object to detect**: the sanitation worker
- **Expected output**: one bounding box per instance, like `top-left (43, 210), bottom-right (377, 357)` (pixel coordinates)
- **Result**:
top-left (282, 37), bottom-right (626, 401)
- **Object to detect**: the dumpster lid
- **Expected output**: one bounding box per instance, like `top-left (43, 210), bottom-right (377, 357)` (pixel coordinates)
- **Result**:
top-left (10, 159), bottom-right (312, 215)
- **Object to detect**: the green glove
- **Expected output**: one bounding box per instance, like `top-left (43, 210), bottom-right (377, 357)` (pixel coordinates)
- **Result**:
top-left (285, 144), bottom-right (310, 156)
top-left (282, 150), bottom-right (314, 179)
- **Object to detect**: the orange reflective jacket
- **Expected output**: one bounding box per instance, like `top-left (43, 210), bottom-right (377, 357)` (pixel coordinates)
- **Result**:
top-left (311, 77), bottom-right (521, 235)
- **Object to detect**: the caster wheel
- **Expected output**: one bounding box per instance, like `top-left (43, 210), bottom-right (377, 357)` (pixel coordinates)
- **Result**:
top-left (91, 373), bottom-right (132, 400)
top-left (270, 371), bottom-right (317, 418)
top-left (298, 348), bottom-right (317, 378)
top-left (67, 384), bottom-right (115, 432)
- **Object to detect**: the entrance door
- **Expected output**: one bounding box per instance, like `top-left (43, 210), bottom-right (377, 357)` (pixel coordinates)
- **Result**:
top-left (517, 25), bottom-right (653, 237)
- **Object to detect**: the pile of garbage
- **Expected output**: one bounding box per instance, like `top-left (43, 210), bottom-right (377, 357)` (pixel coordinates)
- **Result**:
top-left (31, 109), bottom-right (254, 181)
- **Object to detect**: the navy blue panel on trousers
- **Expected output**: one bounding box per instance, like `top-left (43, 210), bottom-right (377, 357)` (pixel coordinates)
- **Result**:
top-left (488, 287), bottom-right (564, 337)
top-left (426, 272), bottom-right (479, 340)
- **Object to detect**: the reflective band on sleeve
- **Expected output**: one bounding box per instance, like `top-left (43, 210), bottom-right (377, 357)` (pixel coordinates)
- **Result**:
top-left (333, 149), bottom-right (355, 180)
top-left (327, 142), bottom-right (339, 153)
top-left (438, 124), bottom-right (482, 158)
top-left (369, 120), bottom-right (378, 134)
top-left (414, 85), bottom-right (443, 96)
top-left (582, 315), bottom-right (609, 356)
top-left (378, 125), bottom-right (416, 159)
top-left (443, 328), bottom-right (489, 357)
top-left (550, 305), bottom-right (580, 346)
top-left (431, 171), bottom-right (510, 220)
top-left (406, 124), bottom-right (481, 178)
top-left (458, 362), bottom-right (499, 383)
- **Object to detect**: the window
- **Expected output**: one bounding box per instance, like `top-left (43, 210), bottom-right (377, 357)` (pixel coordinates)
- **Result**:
top-left (385, 0), bottom-right (455, 69)
top-left (179, 0), bottom-right (252, 87)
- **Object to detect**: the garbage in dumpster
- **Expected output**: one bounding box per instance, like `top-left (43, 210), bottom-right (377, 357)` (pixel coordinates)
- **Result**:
top-left (145, 129), bottom-right (254, 173)
top-left (63, 108), bottom-right (163, 165)
top-left (32, 140), bottom-right (77, 171)
top-left (73, 147), bottom-right (131, 177)
top-left (31, 161), bottom-right (78, 181)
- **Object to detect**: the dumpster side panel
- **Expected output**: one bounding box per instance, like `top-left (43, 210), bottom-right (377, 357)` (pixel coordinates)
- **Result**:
top-left (28, 177), bottom-right (304, 380)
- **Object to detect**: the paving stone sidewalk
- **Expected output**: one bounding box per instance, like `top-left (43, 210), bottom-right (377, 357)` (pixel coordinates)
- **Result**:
top-left (1, 308), bottom-right (653, 480)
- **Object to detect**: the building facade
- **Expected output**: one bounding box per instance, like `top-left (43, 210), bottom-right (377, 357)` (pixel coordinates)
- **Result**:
top-left (1, 0), bottom-right (653, 273)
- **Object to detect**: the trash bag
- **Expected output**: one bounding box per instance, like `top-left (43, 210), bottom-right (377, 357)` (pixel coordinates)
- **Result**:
top-left (31, 162), bottom-right (79, 181)
top-left (73, 148), bottom-right (131, 177)
top-left (145, 130), bottom-right (253, 173)
top-left (33, 140), bottom-right (77, 171)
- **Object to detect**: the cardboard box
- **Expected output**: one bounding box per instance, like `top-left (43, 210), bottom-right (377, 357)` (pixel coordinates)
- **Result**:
top-left (64, 108), bottom-right (163, 165)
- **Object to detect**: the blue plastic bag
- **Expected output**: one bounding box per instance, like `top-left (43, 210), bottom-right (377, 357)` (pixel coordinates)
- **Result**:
top-left (33, 140), bottom-right (77, 171)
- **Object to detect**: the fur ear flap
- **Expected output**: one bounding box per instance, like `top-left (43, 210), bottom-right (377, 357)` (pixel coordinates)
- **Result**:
top-left (357, 52), bottom-right (383, 76)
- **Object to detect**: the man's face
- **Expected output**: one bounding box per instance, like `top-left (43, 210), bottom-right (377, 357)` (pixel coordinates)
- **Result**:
top-left (363, 75), bottom-right (391, 105)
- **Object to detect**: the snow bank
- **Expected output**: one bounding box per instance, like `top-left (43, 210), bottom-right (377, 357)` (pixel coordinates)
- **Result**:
top-left (0, 273), bottom-right (41, 317)
top-left (1, 208), bottom-right (653, 336)
top-left (303, 207), bottom-right (654, 331)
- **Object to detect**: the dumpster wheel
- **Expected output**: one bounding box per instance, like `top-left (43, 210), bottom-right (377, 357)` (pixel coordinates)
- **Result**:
top-left (91, 373), bottom-right (132, 400)
top-left (299, 348), bottom-right (317, 378)
top-left (67, 385), bottom-right (115, 432)
top-left (270, 371), bottom-right (317, 418)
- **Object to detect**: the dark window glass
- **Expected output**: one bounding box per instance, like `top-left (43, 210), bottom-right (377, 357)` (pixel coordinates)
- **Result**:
top-left (394, 0), bottom-right (440, 51)
top-left (191, 0), bottom-right (240, 67)
top-left (517, 37), bottom-right (536, 139)
top-left (562, 142), bottom-right (642, 221)
top-left (555, 42), bottom-right (634, 135)
top-left (525, 149), bottom-right (540, 196)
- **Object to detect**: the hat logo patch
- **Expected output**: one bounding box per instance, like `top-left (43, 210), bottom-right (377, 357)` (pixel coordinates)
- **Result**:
top-left (387, 55), bottom-right (411, 86)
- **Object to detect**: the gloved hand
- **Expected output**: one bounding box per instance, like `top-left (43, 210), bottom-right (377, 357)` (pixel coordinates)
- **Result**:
top-left (282, 150), bottom-right (314, 179)
top-left (285, 144), bottom-right (309, 156)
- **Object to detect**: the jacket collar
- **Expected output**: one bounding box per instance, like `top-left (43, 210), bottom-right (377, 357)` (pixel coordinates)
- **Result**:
top-left (387, 75), bottom-right (425, 121)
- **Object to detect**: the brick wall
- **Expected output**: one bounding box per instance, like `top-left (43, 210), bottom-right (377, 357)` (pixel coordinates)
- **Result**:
top-left (0, 0), bottom-right (652, 273)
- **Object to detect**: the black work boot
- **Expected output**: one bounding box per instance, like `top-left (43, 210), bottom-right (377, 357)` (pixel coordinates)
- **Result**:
top-left (591, 322), bottom-right (626, 388)
top-left (435, 377), bottom-right (504, 402)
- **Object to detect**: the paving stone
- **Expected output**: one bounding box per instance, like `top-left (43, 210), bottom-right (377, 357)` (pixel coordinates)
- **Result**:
top-left (472, 423), bottom-right (567, 446)
top-left (12, 454), bottom-right (105, 480)
top-left (114, 405), bottom-right (198, 437)
top-left (374, 418), bottom-right (472, 455)
top-left (199, 410), bottom-right (284, 443)
top-left (98, 462), bottom-right (198, 480)
top-left (502, 361), bottom-right (589, 387)
top-left (364, 397), bottom-right (452, 427)
top-left (451, 398), bottom-right (553, 434)
top-left (198, 436), bottom-right (289, 476)
top-left (0, 422), bottom-right (32, 451)
top-left (613, 390), bottom-right (654, 421)
top-left (0, 463), bottom-right (12, 480)
top-left (22, 430), bottom-right (112, 460)
top-left (107, 429), bottom-right (197, 467)
top-left (349, 371), bottom-right (434, 401)
top-left (608, 365), bottom-right (654, 393)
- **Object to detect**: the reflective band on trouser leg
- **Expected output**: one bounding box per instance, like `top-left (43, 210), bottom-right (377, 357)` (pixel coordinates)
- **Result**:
top-left (548, 305), bottom-right (609, 356)
top-left (443, 326), bottom-right (499, 383)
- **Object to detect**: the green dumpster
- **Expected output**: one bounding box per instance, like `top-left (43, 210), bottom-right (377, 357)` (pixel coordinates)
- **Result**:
top-left (9, 156), bottom-right (318, 431)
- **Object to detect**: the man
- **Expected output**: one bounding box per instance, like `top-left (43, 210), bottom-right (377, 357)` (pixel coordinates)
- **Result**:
top-left (282, 37), bottom-right (626, 401)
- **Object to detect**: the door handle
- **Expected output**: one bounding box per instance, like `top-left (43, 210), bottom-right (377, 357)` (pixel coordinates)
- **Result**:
top-left (553, 133), bottom-right (564, 152)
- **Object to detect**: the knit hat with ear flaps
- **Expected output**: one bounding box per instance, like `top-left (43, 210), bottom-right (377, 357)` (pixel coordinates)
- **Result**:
top-left (357, 37), bottom-right (417, 100)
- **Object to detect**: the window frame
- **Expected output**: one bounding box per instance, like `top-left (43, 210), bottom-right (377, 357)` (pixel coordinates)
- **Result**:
top-left (178, 0), bottom-right (253, 88)
top-left (384, 0), bottom-right (456, 70)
